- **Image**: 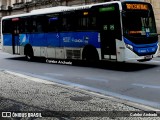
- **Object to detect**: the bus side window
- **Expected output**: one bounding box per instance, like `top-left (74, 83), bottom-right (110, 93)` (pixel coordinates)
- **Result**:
top-left (24, 18), bottom-right (31, 33)
top-left (19, 18), bottom-right (29, 33)
top-left (36, 16), bottom-right (43, 32)
top-left (19, 19), bottom-right (24, 33)
top-left (2, 20), bottom-right (12, 33)
top-left (78, 17), bottom-right (94, 30)
top-left (62, 17), bottom-right (70, 31)
top-left (61, 11), bottom-right (76, 31)
top-left (32, 20), bottom-right (37, 32)
top-left (90, 17), bottom-right (97, 29)
top-left (31, 15), bottom-right (46, 33)
top-left (76, 10), bottom-right (96, 31)
top-left (47, 14), bottom-right (59, 32)
top-left (37, 23), bottom-right (43, 32)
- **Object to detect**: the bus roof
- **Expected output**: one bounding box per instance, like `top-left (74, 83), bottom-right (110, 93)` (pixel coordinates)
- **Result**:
top-left (1, 1), bottom-right (126, 20)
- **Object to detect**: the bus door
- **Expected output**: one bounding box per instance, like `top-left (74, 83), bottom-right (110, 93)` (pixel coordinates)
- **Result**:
top-left (100, 17), bottom-right (116, 60)
top-left (97, 4), bottom-right (121, 60)
top-left (12, 18), bottom-right (20, 54)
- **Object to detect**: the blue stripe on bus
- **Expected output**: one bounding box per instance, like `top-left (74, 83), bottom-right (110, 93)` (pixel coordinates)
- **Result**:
top-left (60, 32), bottom-right (100, 48)
top-left (124, 37), bottom-right (158, 55)
top-left (3, 32), bottom-right (101, 48)
top-left (19, 34), bottom-right (29, 46)
top-left (124, 37), bottom-right (158, 47)
top-left (3, 34), bottom-right (12, 46)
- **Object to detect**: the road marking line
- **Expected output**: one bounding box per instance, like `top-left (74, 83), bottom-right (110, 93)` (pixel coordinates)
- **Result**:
top-left (150, 60), bottom-right (160, 63)
top-left (133, 83), bottom-right (160, 89)
top-left (45, 73), bottom-right (64, 76)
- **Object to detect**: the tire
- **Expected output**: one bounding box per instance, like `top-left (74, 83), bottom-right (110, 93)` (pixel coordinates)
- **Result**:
top-left (26, 53), bottom-right (33, 61)
top-left (137, 58), bottom-right (152, 62)
top-left (25, 45), bottom-right (34, 61)
top-left (82, 46), bottom-right (99, 61)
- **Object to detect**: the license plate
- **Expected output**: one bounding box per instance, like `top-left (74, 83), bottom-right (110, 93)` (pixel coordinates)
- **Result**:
top-left (144, 55), bottom-right (152, 59)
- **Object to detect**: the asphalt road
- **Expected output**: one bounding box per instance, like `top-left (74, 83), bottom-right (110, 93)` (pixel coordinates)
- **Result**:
top-left (0, 50), bottom-right (160, 109)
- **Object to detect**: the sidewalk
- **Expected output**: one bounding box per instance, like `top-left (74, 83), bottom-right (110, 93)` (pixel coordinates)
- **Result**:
top-left (0, 70), bottom-right (160, 120)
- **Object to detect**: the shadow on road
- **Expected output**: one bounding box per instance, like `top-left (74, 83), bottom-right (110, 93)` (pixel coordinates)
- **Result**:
top-left (6, 56), bottom-right (158, 72)
top-left (6, 56), bottom-right (46, 63)
top-left (72, 60), bottom-right (158, 72)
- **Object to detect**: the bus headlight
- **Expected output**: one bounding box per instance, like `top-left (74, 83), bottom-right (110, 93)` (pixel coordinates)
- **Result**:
top-left (126, 44), bottom-right (133, 51)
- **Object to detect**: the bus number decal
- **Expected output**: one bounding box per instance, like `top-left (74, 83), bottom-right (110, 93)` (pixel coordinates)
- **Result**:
top-left (103, 25), bottom-right (108, 30)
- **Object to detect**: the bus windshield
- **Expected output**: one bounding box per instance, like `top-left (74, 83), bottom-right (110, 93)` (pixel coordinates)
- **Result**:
top-left (123, 10), bottom-right (157, 38)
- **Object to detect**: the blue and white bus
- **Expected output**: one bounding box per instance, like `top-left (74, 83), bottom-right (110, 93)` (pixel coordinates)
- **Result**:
top-left (1, 1), bottom-right (159, 62)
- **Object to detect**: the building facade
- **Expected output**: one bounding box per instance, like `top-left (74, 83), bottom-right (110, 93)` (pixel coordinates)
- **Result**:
top-left (0, 0), bottom-right (160, 33)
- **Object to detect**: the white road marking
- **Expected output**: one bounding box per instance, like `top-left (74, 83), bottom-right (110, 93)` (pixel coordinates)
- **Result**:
top-left (150, 60), bottom-right (160, 63)
top-left (133, 83), bottom-right (160, 89)
top-left (45, 73), bottom-right (64, 76)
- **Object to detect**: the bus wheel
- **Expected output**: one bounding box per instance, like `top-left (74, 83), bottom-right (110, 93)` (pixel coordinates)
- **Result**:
top-left (25, 45), bottom-right (34, 61)
top-left (82, 45), bottom-right (99, 61)
top-left (26, 53), bottom-right (33, 61)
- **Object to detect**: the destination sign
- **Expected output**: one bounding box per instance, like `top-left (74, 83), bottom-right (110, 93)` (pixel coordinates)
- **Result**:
top-left (126, 4), bottom-right (148, 10)
top-left (99, 6), bottom-right (115, 12)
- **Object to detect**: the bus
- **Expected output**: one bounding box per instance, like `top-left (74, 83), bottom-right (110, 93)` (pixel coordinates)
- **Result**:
top-left (1, 1), bottom-right (159, 62)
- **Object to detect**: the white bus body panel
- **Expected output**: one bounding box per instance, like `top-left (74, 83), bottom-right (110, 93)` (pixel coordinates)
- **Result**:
top-left (3, 46), bottom-right (13, 54)
top-left (97, 48), bottom-right (102, 60)
top-left (56, 48), bottom-right (65, 59)
top-left (116, 39), bottom-right (125, 62)
top-left (116, 39), bottom-right (159, 62)
top-left (20, 46), bottom-right (24, 55)
top-left (40, 47), bottom-right (47, 57)
top-left (33, 47), bottom-right (40, 57)
top-left (46, 47), bottom-right (56, 58)
top-left (153, 45), bottom-right (159, 58)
